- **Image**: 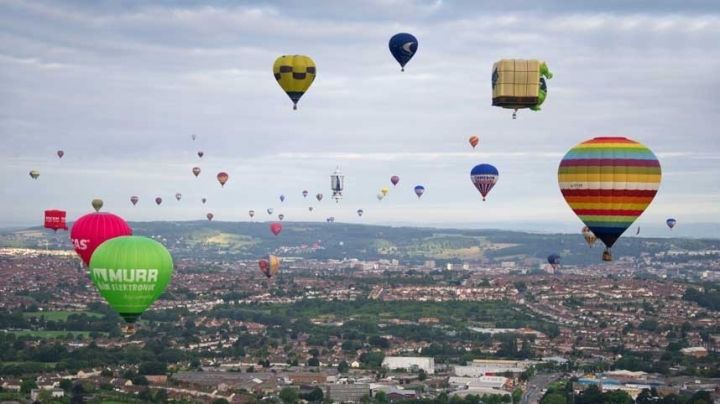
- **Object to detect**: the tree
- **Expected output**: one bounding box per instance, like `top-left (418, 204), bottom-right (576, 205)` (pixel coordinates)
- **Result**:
top-left (37, 389), bottom-right (53, 403)
top-left (418, 369), bottom-right (427, 381)
top-left (70, 382), bottom-right (85, 404)
top-left (541, 393), bottom-right (566, 404)
top-left (308, 357), bottom-right (320, 367)
top-left (21, 379), bottom-right (38, 394)
top-left (212, 399), bottom-right (230, 404)
top-left (59, 379), bottom-right (73, 391)
top-left (337, 361), bottom-right (349, 373)
top-left (279, 387), bottom-right (299, 404)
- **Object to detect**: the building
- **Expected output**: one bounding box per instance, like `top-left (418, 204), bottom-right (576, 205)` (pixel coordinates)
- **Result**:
top-left (30, 389), bottom-right (65, 401)
top-left (326, 383), bottom-right (370, 403)
top-left (382, 357), bottom-right (435, 373)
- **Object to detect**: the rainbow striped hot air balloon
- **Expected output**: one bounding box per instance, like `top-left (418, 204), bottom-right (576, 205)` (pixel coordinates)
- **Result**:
top-left (558, 137), bottom-right (661, 262)
top-left (258, 254), bottom-right (280, 278)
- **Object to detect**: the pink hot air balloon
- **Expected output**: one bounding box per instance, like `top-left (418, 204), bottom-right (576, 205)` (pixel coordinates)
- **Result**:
top-left (390, 175), bottom-right (400, 186)
top-left (217, 172), bottom-right (229, 187)
top-left (270, 222), bottom-right (282, 236)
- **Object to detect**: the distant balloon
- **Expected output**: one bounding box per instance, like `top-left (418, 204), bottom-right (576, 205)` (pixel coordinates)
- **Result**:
top-left (470, 164), bottom-right (500, 201)
top-left (57, 150), bottom-right (64, 159)
top-left (389, 32), bottom-right (418, 72)
top-left (88, 235), bottom-right (173, 325)
top-left (44, 210), bottom-right (68, 233)
top-left (381, 187), bottom-right (389, 197)
top-left (29, 170), bottom-right (40, 180)
top-left (316, 193), bottom-right (323, 202)
top-left (547, 253), bottom-right (561, 270)
top-left (192, 167), bottom-right (201, 177)
top-left (278, 214), bottom-right (285, 221)
top-left (302, 190), bottom-right (308, 198)
top-left (357, 209), bottom-right (364, 217)
top-left (267, 208), bottom-right (274, 215)
top-left (391, 175), bottom-right (400, 186)
top-left (206, 213), bottom-right (214, 221)
top-left (270, 222), bottom-right (282, 236)
top-left (217, 172), bottom-right (229, 187)
top-left (582, 226), bottom-right (597, 248)
top-left (666, 218), bottom-right (677, 229)
top-left (130, 196), bottom-right (139, 206)
top-left (469, 136), bottom-right (479, 149)
top-left (377, 193), bottom-right (384, 201)
top-left (175, 193), bottom-right (182, 201)
top-left (308, 206), bottom-right (313, 212)
top-left (70, 212), bottom-right (132, 266)
top-left (249, 210), bottom-right (255, 218)
top-left (155, 197), bottom-right (162, 206)
top-left (201, 198), bottom-right (207, 204)
top-left (414, 185), bottom-right (425, 198)
top-left (191, 134), bottom-right (197, 141)
top-left (280, 194), bottom-right (285, 203)
top-left (258, 254), bottom-right (280, 278)
top-left (198, 151), bottom-right (204, 158)
top-left (273, 55), bottom-right (317, 110)
top-left (91, 199), bottom-right (104, 212)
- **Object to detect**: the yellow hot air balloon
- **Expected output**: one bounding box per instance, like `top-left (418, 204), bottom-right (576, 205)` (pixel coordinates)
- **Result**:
top-left (582, 226), bottom-right (597, 248)
top-left (273, 55), bottom-right (316, 110)
top-left (91, 199), bottom-right (104, 212)
top-left (29, 170), bottom-right (40, 180)
top-left (381, 187), bottom-right (389, 197)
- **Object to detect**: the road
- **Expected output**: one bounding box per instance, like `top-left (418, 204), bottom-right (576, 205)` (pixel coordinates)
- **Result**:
top-left (521, 373), bottom-right (562, 404)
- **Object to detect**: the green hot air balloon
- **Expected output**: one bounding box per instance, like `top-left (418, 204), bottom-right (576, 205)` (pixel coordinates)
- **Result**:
top-left (89, 236), bottom-right (174, 333)
top-left (91, 198), bottom-right (104, 212)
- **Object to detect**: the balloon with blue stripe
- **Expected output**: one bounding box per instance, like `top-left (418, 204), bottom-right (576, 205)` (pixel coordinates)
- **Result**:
top-left (470, 164), bottom-right (499, 201)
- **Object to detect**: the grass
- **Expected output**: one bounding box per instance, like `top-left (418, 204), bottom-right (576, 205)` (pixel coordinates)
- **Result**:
top-left (23, 311), bottom-right (103, 321)
top-left (2, 361), bottom-right (57, 368)
top-left (6, 330), bottom-right (94, 338)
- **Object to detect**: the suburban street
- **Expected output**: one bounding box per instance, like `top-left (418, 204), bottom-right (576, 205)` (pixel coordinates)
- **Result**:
top-left (521, 373), bottom-right (562, 404)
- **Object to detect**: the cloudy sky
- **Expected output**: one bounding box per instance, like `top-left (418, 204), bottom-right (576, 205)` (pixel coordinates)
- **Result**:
top-left (1, 0), bottom-right (719, 236)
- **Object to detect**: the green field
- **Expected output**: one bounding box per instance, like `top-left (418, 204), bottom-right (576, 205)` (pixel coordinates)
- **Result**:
top-left (7, 330), bottom-right (93, 338)
top-left (23, 311), bottom-right (103, 321)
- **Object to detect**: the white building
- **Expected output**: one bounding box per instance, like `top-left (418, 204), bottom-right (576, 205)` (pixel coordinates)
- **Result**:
top-left (381, 356), bottom-right (435, 373)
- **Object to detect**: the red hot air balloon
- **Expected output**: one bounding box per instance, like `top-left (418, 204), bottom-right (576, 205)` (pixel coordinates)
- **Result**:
top-left (70, 212), bottom-right (132, 266)
top-left (44, 210), bottom-right (68, 232)
top-left (198, 151), bottom-right (204, 158)
top-left (57, 150), bottom-right (64, 159)
top-left (206, 213), bottom-right (214, 221)
top-left (155, 197), bottom-right (162, 205)
top-left (130, 196), bottom-right (139, 206)
top-left (217, 172), bottom-right (229, 187)
top-left (270, 222), bottom-right (282, 236)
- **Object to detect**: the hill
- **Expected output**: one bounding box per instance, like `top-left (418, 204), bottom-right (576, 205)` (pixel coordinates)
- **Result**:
top-left (2, 220), bottom-right (719, 267)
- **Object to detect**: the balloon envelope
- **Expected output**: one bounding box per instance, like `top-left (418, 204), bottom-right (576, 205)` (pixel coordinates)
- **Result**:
top-left (666, 218), bottom-right (677, 229)
top-left (302, 190), bottom-right (308, 198)
top-left (470, 164), bottom-right (499, 201)
top-left (91, 199), bottom-right (104, 212)
top-left (130, 196), bottom-right (139, 206)
top-left (558, 137), bottom-right (661, 261)
top-left (582, 226), bottom-right (597, 248)
top-left (217, 172), bottom-right (229, 187)
top-left (206, 213), bottom-right (214, 221)
top-left (70, 212), bottom-right (133, 266)
top-left (44, 210), bottom-right (68, 232)
top-left (258, 254), bottom-right (280, 278)
top-left (29, 170), bottom-right (40, 179)
top-left (192, 167), bottom-right (201, 177)
top-left (469, 136), bottom-right (479, 149)
top-left (414, 185), bottom-right (425, 198)
top-left (389, 33), bottom-right (418, 71)
top-left (547, 253), bottom-right (561, 269)
top-left (273, 55), bottom-right (316, 110)
top-left (88, 235), bottom-right (173, 323)
top-left (57, 150), bottom-right (64, 158)
top-left (270, 222), bottom-right (282, 236)
top-left (390, 176), bottom-right (400, 186)
top-left (155, 197), bottom-right (162, 205)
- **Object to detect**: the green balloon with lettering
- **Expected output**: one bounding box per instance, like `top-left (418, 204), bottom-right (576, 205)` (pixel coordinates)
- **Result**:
top-left (89, 236), bottom-right (174, 323)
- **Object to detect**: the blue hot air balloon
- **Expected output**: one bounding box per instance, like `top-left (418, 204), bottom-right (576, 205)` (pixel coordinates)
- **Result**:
top-left (666, 218), bottom-right (676, 229)
top-left (470, 164), bottom-right (499, 201)
top-left (414, 185), bottom-right (425, 198)
top-left (547, 253), bottom-right (561, 270)
top-left (389, 33), bottom-right (418, 72)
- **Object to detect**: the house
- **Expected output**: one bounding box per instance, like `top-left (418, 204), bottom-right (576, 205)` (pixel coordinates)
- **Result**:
top-left (30, 388), bottom-right (65, 401)
top-left (145, 375), bottom-right (168, 385)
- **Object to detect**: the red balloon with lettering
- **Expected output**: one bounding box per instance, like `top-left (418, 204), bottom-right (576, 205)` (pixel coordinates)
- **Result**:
top-left (270, 222), bottom-right (282, 236)
top-left (44, 210), bottom-right (68, 232)
top-left (70, 212), bottom-right (132, 266)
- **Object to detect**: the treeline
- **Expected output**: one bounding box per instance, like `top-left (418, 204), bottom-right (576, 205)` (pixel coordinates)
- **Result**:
top-left (682, 285), bottom-right (720, 311)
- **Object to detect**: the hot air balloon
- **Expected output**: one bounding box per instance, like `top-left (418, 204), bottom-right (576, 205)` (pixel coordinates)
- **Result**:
top-left (280, 194), bottom-right (285, 203)
top-left (558, 137), bottom-right (662, 262)
top-left (389, 33), bottom-right (418, 72)
top-left (357, 209), bottom-right (364, 217)
top-left (273, 55), bottom-right (316, 110)
top-left (492, 59), bottom-right (553, 119)
top-left (175, 193), bottom-right (182, 201)
top-left (377, 193), bottom-right (384, 201)
top-left (390, 175), bottom-right (400, 186)
top-left (470, 164), bottom-right (499, 201)
top-left (270, 222), bottom-right (282, 236)
top-left (666, 218), bottom-right (677, 229)
top-left (91, 199), bottom-right (104, 212)
top-left (258, 255), bottom-right (280, 278)
top-left (414, 185), bottom-right (425, 198)
top-left (316, 193), bottom-right (323, 202)
top-left (88, 235), bottom-right (173, 332)
top-left (44, 210), bottom-right (68, 232)
top-left (547, 253), bottom-right (561, 270)
top-left (57, 150), bottom-right (64, 159)
top-left (206, 213), bottom-right (214, 221)
top-left (198, 151), bottom-right (204, 158)
top-left (308, 207), bottom-right (313, 212)
top-left (217, 172), bottom-right (228, 187)
top-left (130, 196), bottom-right (139, 206)
top-left (267, 208), bottom-right (274, 215)
top-left (192, 134), bottom-right (197, 141)
top-left (70, 212), bottom-right (132, 266)
top-left (582, 226), bottom-right (597, 248)
top-left (278, 214), bottom-right (285, 221)
top-left (155, 197), bottom-right (162, 206)
top-left (636, 227), bottom-right (641, 235)
top-left (29, 170), bottom-right (40, 180)
top-left (201, 198), bottom-right (207, 204)
top-left (381, 187), bottom-right (389, 197)
top-left (302, 190), bottom-right (308, 198)
top-left (331, 167), bottom-right (344, 203)
top-left (192, 167), bottom-right (201, 177)
top-left (469, 136), bottom-right (479, 149)
top-left (249, 210), bottom-right (255, 218)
